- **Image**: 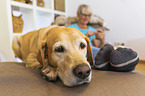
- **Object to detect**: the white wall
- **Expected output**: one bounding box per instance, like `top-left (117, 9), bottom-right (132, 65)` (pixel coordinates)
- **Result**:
top-left (66, 0), bottom-right (145, 60)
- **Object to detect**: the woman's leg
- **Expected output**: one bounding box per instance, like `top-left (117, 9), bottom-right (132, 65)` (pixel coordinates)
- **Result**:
top-left (91, 46), bottom-right (100, 63)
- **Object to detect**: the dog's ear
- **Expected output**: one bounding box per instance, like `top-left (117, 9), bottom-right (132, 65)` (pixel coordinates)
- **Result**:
top-left (85, 37), bottom-right (93, 65)
top-left (37, 41), bottom-right (48, 70)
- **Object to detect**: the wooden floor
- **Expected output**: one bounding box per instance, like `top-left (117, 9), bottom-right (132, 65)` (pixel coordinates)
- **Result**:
top-left (136, 62), bottom-right (145, 73)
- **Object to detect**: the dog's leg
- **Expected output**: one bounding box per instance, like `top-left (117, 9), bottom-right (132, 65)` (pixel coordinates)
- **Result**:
top-left (41, 65), bottom-right (58, 81)
top-left (26, 53), bottom-right (42, 69)
top-left (12, 36), bottom-right (22, 59)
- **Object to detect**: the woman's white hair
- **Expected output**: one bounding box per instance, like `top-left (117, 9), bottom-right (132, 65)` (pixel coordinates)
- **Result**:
top-left (77, 4), bottom-right (92, 15)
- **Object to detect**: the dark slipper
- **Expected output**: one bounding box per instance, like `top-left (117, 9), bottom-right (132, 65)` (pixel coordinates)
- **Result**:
top-left (110, 47), bottom-right (139, 72)
top-left (94, 44), bottom-right (114, 71)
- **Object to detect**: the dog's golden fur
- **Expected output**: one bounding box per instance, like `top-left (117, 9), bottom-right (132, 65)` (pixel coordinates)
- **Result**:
top-left (12, 26), bottom-right (93, 87)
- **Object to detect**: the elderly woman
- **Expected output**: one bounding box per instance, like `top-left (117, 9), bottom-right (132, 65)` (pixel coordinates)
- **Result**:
top-left (68, 4), bottom-right (105, 62)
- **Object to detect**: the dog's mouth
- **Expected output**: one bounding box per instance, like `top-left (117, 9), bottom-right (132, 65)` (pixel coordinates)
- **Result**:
top-left (76, 76), bottom-right (91, 85)
top-left (63, 72), bottom-right (92, 87)
top-left (58, 64), bottom-right (92, 87)
top-left (74, 65), bottom-right (92, 86)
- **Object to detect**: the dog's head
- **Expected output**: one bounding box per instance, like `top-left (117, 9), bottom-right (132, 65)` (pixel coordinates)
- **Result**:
top-left (38, 26), bottom-right (93, 87)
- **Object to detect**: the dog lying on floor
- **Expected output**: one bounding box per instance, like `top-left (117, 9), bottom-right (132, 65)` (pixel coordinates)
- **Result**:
top-left (12, 26), bottom-right (93, 87)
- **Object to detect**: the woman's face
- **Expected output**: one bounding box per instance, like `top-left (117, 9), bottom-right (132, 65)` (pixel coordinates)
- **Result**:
top-left (77, 9), bottom-right (91, 25)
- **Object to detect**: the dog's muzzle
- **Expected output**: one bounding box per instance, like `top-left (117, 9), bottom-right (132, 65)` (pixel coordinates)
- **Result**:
top-left (73, 64), bottom-right (91, 79)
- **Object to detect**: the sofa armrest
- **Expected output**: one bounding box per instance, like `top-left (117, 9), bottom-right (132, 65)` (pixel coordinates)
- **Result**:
top-left (0, 62), bottom-right (145, 96)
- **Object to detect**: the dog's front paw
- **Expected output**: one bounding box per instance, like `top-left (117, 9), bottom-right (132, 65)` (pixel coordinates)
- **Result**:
top-left (41, 66), bottom-right (58, 81)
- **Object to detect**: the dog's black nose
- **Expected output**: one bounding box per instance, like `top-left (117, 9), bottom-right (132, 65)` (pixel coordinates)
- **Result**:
top-left (73, 64), bottom-right (91, 79)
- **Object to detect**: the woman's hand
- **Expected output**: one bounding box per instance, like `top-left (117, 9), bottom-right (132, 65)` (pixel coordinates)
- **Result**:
top-left (93, 28), bottom-right (105, 48)
top-left (85, 30), bottom-right (96, 37)
top-left (95, 29), bottom-right (105, 40)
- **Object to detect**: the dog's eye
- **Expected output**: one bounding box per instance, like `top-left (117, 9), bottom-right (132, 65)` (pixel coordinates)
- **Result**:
top-left (55, 46), bottom-right (64, 52)
top-left (80, 43), bottom-right (86, 49)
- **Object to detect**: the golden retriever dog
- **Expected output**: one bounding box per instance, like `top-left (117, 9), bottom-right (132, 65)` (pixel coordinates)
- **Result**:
top-left (12, 26), bottom-right (93, 87)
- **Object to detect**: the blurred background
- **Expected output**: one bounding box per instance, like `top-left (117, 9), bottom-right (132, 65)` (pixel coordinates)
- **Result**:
top-left (0, 0), bottom-right (145, 62)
